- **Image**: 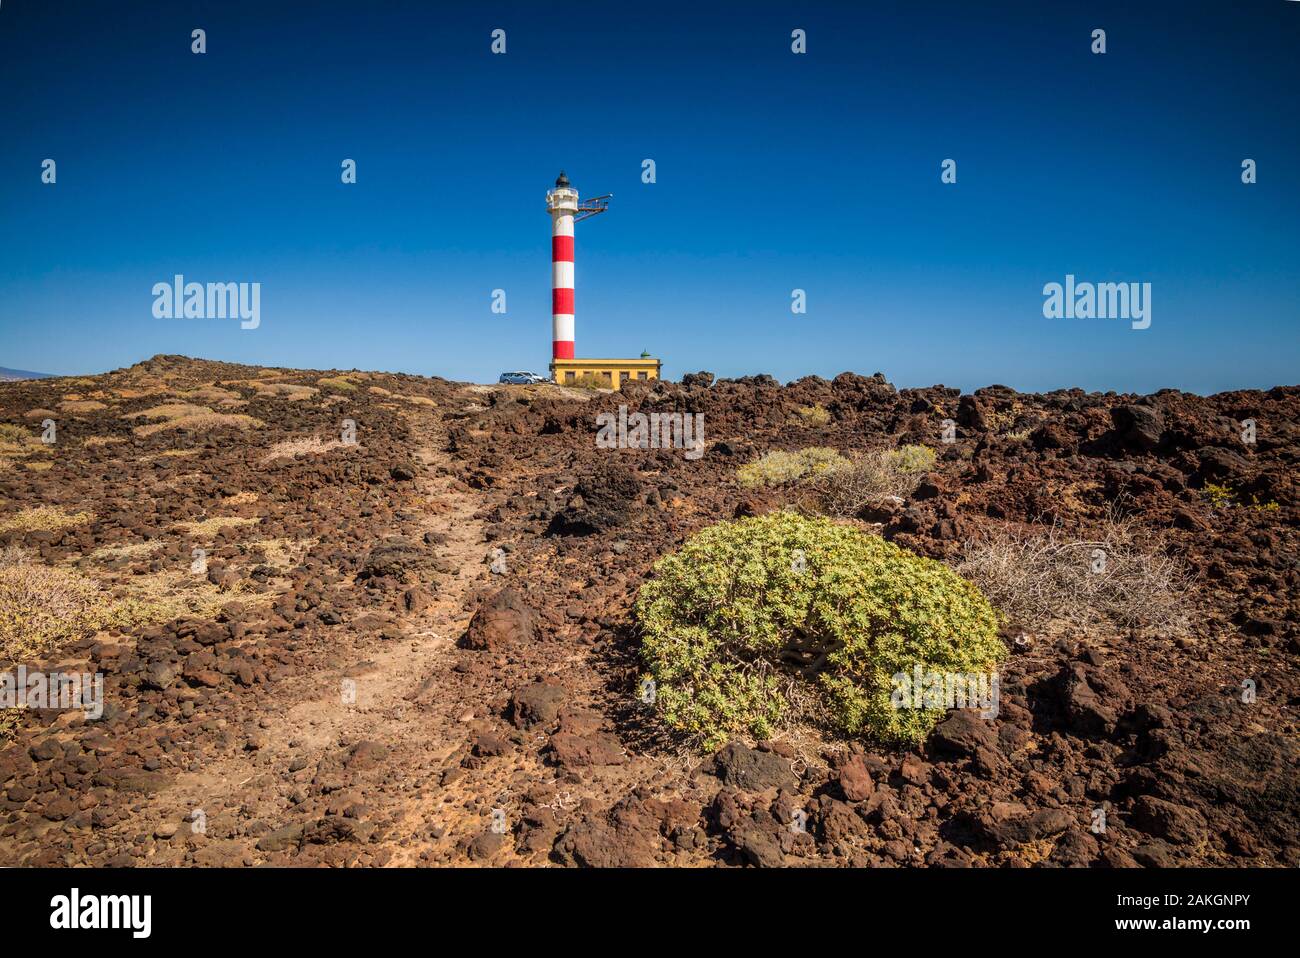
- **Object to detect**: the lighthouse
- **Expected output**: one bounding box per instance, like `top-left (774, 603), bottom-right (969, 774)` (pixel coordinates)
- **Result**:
top-left (544, 170), bottom-right (661, 386)
top-left (546, 171), bottom-right (580, 360)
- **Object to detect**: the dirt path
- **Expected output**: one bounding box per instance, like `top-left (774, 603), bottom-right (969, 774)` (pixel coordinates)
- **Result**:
top-left (106, 401), bottom-right (505, 865)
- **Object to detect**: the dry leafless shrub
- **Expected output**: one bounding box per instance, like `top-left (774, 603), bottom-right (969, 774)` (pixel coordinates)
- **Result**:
top-left (252, 382), bottom-right (318, 401)
top-left (88, 541), bottom-right (162, 562)
top-left (126, 402), bottom-right (214, 421)
top-left (0, 506), bottom-right (95, 535)
top-left (0, 547), bottom-right (103, 661)
top-left (813, 445), bottom-right (936, 517)
top-left (958, 506), bottom-right (1194, 635)
top-left (316, 377), bottom-right (357, 393)
top-left (181, 386), bottom-right (243, 405)
top-left (262, 435), bottom-right (349, 462)
top-left (58, 399), bottom-right (108, 413)
top-left (172, 516), bottom-right (261, 537)
top-left (133, 413), bottom-right (262, 437)
top-left (0, 423), bottom-right (42, 456)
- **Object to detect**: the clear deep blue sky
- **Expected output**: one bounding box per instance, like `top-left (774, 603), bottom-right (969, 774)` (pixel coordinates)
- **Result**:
top-left (1, 0), bottom-right (1297, 393)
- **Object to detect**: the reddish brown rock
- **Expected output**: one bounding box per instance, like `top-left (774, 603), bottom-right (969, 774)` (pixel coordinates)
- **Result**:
top-left (461, 587), bottom-right (539, 651)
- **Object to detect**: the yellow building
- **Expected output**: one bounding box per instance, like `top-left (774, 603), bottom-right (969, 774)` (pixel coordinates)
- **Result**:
top-left (551, 353), bottom-right (661, 387)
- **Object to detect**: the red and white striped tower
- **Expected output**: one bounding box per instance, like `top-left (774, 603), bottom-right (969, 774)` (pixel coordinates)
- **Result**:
top-left (547, 171), bottom-right (579, 360)
top-left (545, 171), bottom-right (611, 363)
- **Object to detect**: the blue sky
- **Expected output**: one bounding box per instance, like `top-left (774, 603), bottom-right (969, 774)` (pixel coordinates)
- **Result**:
top-left (1, 0), bottom-right (1297, 393)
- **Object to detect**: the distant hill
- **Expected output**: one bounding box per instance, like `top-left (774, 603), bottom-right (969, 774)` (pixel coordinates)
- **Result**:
top-left (0, 367), bottom-right (54, 381)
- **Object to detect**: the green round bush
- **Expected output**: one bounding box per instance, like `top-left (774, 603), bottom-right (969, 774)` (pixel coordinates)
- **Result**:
top-left (635, 511), bottom-right (1003, 749)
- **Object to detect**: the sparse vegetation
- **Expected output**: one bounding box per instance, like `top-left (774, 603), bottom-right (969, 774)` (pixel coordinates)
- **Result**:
top-left (0, 540), bottom-right (256, 664)
top-left (317, 376), bottom-right (358, 393)
top-left (0, 423), bottom-right (51, 473)
top-left (0, 425), bottom-right (30, 443)
top-left (1203, 482), bottom-right (1279, 512)
top-left (133, 412), bottom-right (262, 437)
top-left (959, 509), bottom-right (1193, 634)
top-left (812, 445), bottom-right (935, 517)
top-left (888, 444), bottom-right (937, 474)
top-left (0, 350), bottom-right (1293, 868)
top-left (737, 447), bottom-right (847, 488)
top-left (107, 571), bottom-right (250, 628)
top-left (0, 506), bottom-right (94, 535)
top-left (0, 547), bottom-right (110, 661)
top-left (181, 386), bottom-right (243, 405)
top-left (172, 516), bottom-right (261, 537)
top-left (636, 511), bottom-right (1004, 749)
top-left (247, 537), bottom-right (313, 571)
top-left (88, 541), bottom-right (162, 562)
top-left (127, 403), bottom-right (214, 421)
top-left (263, 435), bottom-right (350, 461)
top-left (1204, 483), bottom-right (1237, 509)
top-left (0, 711), bottom-right (19, 744)
top-left (794, 404), bottom-right (831, 427)
top-left (58, 399), bottom-right (108, 413)
top-left (252, 382), bottom-right (318, 401)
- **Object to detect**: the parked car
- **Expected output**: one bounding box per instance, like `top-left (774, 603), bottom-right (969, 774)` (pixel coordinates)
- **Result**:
top-left (498, 371), bottom-right (549, 385)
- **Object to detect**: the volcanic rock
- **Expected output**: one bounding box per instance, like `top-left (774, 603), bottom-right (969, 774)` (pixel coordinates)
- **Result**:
top-left (547, 464), bottom-right (642, 536)
top-left (712, 742), bottom-right (797, 793)
top-left (461, 588), bottom-right (539, 651)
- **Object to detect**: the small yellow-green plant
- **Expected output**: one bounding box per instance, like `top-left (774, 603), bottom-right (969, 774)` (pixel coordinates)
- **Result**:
top-left (887, 444), bottom-right (937, 474)
top-left (317, 376), bottom-right (357, 393)
top-left (1201, 483), bottom-right (1276, 512)
top-left (1203, 483), bottom-right (1237, 509)
top-left (636, 511), bottom-right (1003, 749)
top-left (737, 447), bottom-right (847, 489)
top-left (794, 404), bottom-right (831, 427)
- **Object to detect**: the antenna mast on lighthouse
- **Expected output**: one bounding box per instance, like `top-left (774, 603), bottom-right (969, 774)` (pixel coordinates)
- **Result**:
top-left (545, 170), bottom-right (611, 361)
